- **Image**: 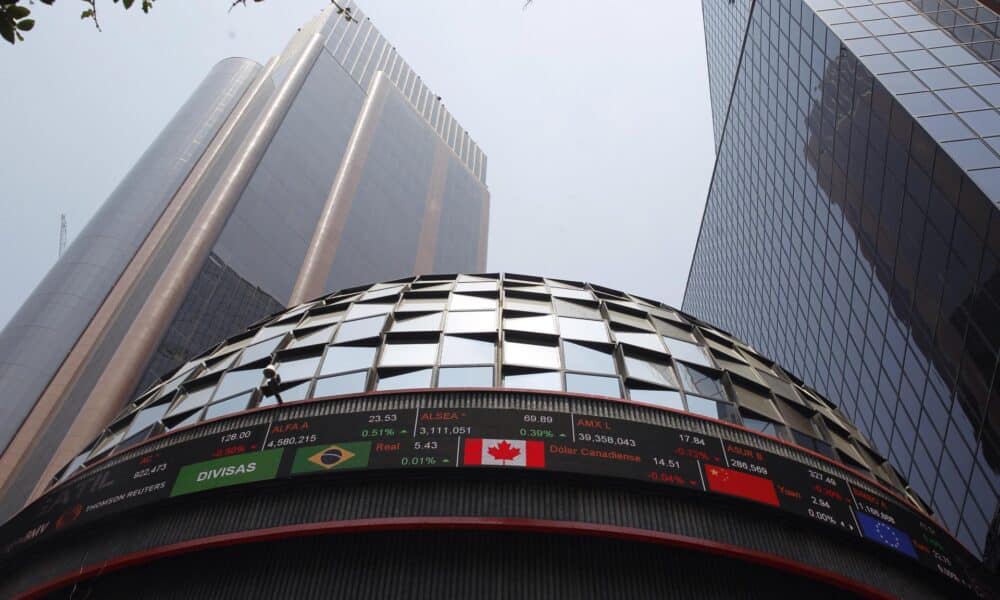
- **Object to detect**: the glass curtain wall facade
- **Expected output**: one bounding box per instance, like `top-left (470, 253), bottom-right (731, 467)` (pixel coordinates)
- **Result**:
top-left (0, 2), bottom-right (488, 524)
top-left (686, 0), bottom-right (1000, 563)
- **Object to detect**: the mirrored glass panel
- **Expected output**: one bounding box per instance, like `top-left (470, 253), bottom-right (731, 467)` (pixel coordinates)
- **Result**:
top-left (380, 342), bottom-right (439, 366)
top-left (440, 336), bottom-right (495, 365)
top-left (450, 294), bottom-right (496, 310)
top-left (437, 366), bottom-right (494, 388)
top-left (124, 403), bottom-right (169, 438)
top-left (503, 314), bottom-right (556, 334)
top-left (549, 287), bottom-right (593, 301)
top-left (312, 371), bottom-right (368, 397)
top-left (320, 345), bottom-right (376, 375)
top-left (276, 355), bottom-right (322, 382)
top-left (503, 294), bottom-right (550, 313)
top-left (454, 281), bottom-right (497, 293)
top-left (214, 368), bottom-right (263, 400)
top-left (562, 342), bottom-right (616, 374)
top-left (624, 355), bottom-right (677, 387)
top-left (345, 302), bottom-right (394, 320)
top-left (675, 363), bottom-right (727, 401)
top-left (237, 336), bottom-right (285, 366)
top-left (686, 395), bottom-right (728, 420)
top-left (552, 298), bottom-right (601, 319)
top-left (204, 392), bottom-right (252, 420)
top-left (390, 312), bottom-right (442, 332)
top-left (503, 340), bottom-right (561, 369)
top-left (260, 379), bottom-right (312, 407)
top-left (168, 385), bottom-right (216, 416)
top-left (377, 368), bottom-right (432, 390)
top-left (558, 317), bottom-right (609, 342)
top-left (628, 387), bottom-right (684, 411)
top-left (398, 296), bottom-right (448, 312)
top-left (445, 310), bottom-right (496, 333)
top-left (334, 315), bottom-right (386, 342)
top-left (286, 325), bottom-right (336, 349)
top-left (566, 373), bottom-right (621, 398)
top-left (502, 370), bottom-right (562, 391)
top-left (663, 336), bottom-right (713, 367)
top-left (615, 332), bottom-right (665, 353)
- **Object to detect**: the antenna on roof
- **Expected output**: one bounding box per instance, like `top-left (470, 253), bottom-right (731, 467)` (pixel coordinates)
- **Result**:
top-left (59, 214), bottom-right (67, 258)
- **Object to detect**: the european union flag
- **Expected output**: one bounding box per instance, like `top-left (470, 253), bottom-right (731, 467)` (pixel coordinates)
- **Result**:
top-left (855, 511), bottom-right (918, 559)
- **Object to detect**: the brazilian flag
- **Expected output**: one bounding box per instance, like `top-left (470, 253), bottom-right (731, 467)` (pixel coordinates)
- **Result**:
top-left (292, 442), bottom-right (372, 474)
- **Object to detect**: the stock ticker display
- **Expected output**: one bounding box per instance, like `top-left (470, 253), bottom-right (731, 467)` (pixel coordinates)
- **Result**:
top-left (0, 405), bottom-right (982, 590)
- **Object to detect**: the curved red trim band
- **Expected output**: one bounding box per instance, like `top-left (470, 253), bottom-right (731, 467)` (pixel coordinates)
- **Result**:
top-left (16, 517), bottom-right (894, 600)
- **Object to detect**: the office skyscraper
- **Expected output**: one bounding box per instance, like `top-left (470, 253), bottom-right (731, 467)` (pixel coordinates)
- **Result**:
top-left (687, 0), bottom-right (999, 564)
top-left (0, 2), bottom-right (489, 522)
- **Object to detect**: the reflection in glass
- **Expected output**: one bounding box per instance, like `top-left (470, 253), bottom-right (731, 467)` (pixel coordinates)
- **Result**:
top-left (553, 298), bottom-right (601, 319)
top-left (440, 336), bottom-right (494, 365)
top-left (204, 392), bottom-right (252, 420)
top-left (503, 340), bottom-right (561, 369)
top-left (549, 287), bottom-right (593, 301)
top-left (299, 310), bottom-right (344, 329)
top-left (125, 403), bottom-right (169, 438)
top-left (563, 342), bottom-right (615, 374)
top-left (437, 366), bottom-right (494, 388)
top-left (450, 294), bottom-right (496, 310)
top-left (320, 345), bottom-right (376, 375)
top-left (624, 355), bottom-right (677, 387)
top-left (260, 379), bottom-right (311, 406)
top-left (504, 314), bottom-right (556, 334)
top-left (663, 336), bottom-right (713, 367)
top-left (503, 294), bottom-right (550, 313)
top-left (286, 325), bottom-right (336, 349)
top-left (334, 315), bottom-right (386, 341)
top-left (615, 332), bottom-right (665, 353)
top-left (558, 317), bottom-right (609, 342)
top-left (502, 370), bottom-right (562, 391)
top-left (628, 387), bottom-right (684, 411)
top-left (312, 371), bottom-right (367, 397)
top-left (566, 373), bottom-right (621, 398)
top-left (686, 395), bottom-right (727, 420)
top-left (391, 312), bottom-right (442, 332)
top-left (675, 363), bottom-right (726, 400)
top-left (346, 302), bottom-right (394, 320)
top-left (445, 310), bottom-right (496, 333)
top-left (377, 368), bottom-right (432, 390)
top-left (169, 385), bottom-right (216, 416)
top-left (398, 296), bottom-right (448, 312)
top-left (215, 368), bottom-right (263, 400)
top-left (238, 336), bottom-right (285, 366)
top-left (454, 281), bottom-right (497, 293)
top-left (276, 355), bottom-right (322, 382)
top-left (741, 414), bottom-right (781, 438)
top-left (250, 321), bottom-right (297, 345)
top-left (380, 343), bottom-right (439, 366)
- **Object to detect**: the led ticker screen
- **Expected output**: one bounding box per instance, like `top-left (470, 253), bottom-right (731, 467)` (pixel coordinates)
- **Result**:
top-left (0, 406), bottom-right (983, 592)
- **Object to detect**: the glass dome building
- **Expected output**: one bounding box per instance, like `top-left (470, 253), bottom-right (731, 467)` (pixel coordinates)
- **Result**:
top-left (0, 274), bottom-right (992, 598)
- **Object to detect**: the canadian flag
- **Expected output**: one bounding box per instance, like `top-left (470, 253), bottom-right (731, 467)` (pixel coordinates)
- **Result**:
top-left (463, 438), bottom-right (545, 468)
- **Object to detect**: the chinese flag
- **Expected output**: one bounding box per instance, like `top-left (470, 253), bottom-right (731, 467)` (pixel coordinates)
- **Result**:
top-left (463, 438), bottom-right (545, 468)
top-left (704, 464), bottom-right (779, 507)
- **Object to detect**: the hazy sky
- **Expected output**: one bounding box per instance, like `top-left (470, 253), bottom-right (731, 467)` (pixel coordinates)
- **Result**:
top-left (0, 0), bottom-right (714, 330)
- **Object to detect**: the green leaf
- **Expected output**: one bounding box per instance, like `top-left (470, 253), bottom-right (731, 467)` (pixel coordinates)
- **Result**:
top-left (15, 18), bottom-right (32, 31)
top-left (0, 19), bottom-right (14, 44)
top-left (8, 6), bottom-right (29, 19)
top-left (80, 9), bottom-right (94, 20)
top-left (123, 0), bottom-right (134, 8)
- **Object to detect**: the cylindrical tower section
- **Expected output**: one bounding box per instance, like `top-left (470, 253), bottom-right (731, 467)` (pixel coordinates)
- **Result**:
top-left (0, 58), bottom-right (262, 519)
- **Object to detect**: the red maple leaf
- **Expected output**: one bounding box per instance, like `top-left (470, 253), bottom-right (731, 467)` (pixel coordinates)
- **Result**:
top-left (487, 440), bottom-right (521, 463)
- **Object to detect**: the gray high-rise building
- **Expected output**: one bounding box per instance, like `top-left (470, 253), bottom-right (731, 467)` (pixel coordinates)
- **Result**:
top-left (686, 0), bottom-right (999, 565)
top-left (0, 2), bottom-right (488, 521)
